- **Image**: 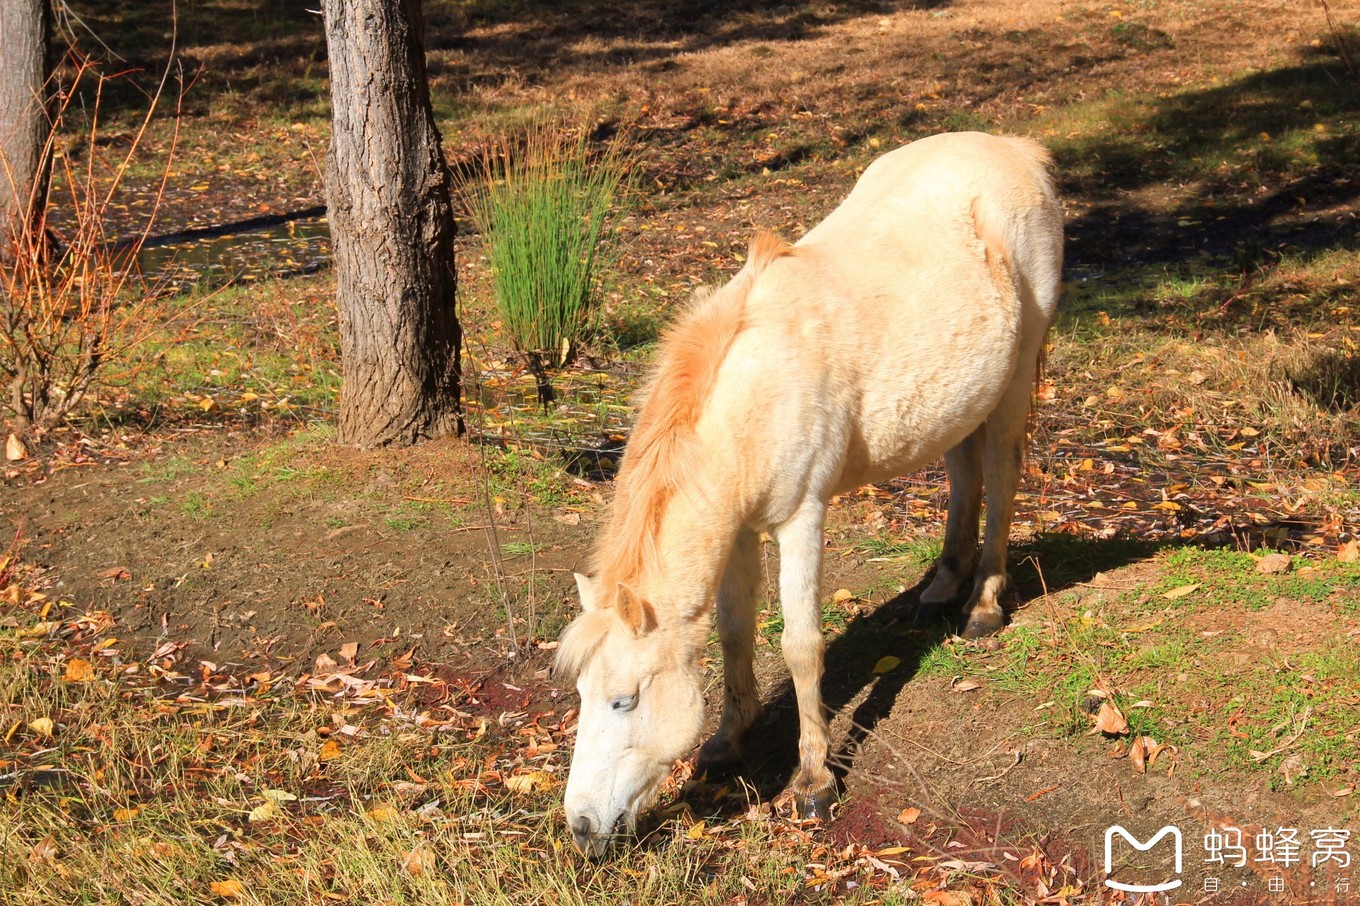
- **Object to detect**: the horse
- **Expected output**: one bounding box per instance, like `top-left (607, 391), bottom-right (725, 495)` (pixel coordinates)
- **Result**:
top-left (555, 131), bottom-right (1063, 858)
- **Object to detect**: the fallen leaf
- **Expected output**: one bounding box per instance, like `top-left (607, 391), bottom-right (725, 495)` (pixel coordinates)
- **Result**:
top-left (1094, 700), bottom-right (1129, 736)
top-left (6, 434), bottom-right (28, 461)
top-left (28, 834), bottom-right (57, 862)
top-left (28, 717), bottom-right (55, 739)
top-left (339, 641), bottom-right (359, 662)
top-left (1161, 583), bottom-right (1201, 600)
top-left (951, 678), bottom-right (981, 693)
top-left (248, 802), bottom-right (280, 823)
top-left (113, 807), bottom-right (141, 821)
top-left (1129, 735), bottom-right (1156, 773)
top-left (1339, 539), bottom-right (1360, 563)
top-left (263, 789), bottom-right (297, 803)
top-left (897, 807), bottom-right (921, 825)
top-left (210, 880), bottom-right (244, 899)
top-left (402, 845), bottom-right (435, 876)
top-left (319, 739), bottom-right (342, 761)
top-left (63, 659), bottom-right (95, 683)
top-left (832, 588), bottom-right (854, 603)
top-left (872, 655), bottom-right (901, 675)
top-left (1253, 552), bottom-right (1292, 575)
top-left (367, 804), bottom-right (400, 822)
top-left (686, 820), bottom-right (706, 840)
top-left (1280, 753), bottom-right (1307, 786)
top-left (504, 770), bottom-right (556, 794)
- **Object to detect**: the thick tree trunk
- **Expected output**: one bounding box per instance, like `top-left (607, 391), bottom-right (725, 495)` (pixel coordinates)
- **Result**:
top-left (0, 0), bottom-right (52, 262)
top-left (322, 0), bottom-right (462, 448)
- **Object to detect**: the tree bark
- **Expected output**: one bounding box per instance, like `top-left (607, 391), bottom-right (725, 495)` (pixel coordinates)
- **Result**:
top-left (322, 0), bottom-right (462, 448)
top-left (0, 0), bottom-right (52, 262)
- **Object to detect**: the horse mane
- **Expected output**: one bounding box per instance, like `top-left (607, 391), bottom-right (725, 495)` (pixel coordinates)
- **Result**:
top-left (587, 232), bottom-right (793, 606)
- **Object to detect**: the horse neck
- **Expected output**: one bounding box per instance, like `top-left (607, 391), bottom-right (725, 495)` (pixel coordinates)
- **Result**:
top-left (598, 480), bottom-right (741, 626)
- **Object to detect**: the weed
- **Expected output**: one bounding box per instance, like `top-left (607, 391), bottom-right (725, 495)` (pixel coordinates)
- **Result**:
top-left (181, 491), bottom-right (211, 518)
top-left (461, 121), bottom-right (630, 363)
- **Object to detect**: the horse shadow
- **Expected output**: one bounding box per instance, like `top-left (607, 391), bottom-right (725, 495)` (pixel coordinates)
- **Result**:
top-left (688, 531), bottom-right (1172, 815)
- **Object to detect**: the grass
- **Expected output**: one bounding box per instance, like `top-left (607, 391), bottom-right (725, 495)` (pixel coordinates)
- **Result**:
top-left (462, 122), bottom-right (630, 362)
top-left (914, 542), bottom-right (1360, 787)
top-left (0, 595), bottom-right (921, 905)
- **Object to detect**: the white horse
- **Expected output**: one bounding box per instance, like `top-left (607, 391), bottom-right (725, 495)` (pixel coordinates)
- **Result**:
top-left (556, 132), bottom-right (1063, 857)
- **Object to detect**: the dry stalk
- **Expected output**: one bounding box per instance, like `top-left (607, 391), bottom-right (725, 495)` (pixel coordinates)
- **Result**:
top-left (1, 40), bottom-right (186, 434)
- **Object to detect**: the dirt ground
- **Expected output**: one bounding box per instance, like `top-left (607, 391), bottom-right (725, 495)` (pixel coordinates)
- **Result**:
top-left (7, 0), bottom-right (1360, 900)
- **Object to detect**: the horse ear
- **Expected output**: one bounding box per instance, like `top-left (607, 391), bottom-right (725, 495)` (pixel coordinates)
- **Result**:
top-left (615, 583), bottom-right (657, 636)
top-left (574, 572), bottom-right (599, 611)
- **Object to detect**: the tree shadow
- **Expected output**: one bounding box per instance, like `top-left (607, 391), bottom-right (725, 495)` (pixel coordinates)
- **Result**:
top-left (706, 532), bottom-right (1171, 809)
top-left (66, 0), bottom-right (951, 116)
top-left (1060, 57), bottom-right (1360, 277)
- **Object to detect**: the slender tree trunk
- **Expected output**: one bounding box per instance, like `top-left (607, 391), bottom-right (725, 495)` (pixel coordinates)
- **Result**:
top-left (0, 0), bottom-right (52, 263)
top-left (322, 0), bottom-right (462, 448)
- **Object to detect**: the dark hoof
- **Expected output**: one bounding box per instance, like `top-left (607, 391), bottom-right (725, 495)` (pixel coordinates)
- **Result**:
top-left (794, 787), bottom-right (836, 823)
top-left (961, 611), bottom-right (1004, 638)
top-left (695, 740), bottom-right (743, 778)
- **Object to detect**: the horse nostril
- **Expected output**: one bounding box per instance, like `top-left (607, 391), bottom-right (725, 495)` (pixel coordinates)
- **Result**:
top-left (570, 815), bottom-right (596, 845)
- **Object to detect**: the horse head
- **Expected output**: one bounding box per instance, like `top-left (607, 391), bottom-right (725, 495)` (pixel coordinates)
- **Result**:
top-left (556, 572), bottom-right (705, 858)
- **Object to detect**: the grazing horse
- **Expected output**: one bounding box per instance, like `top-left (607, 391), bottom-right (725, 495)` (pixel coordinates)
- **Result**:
top-left (556, 132), bottom-right (1063, 858)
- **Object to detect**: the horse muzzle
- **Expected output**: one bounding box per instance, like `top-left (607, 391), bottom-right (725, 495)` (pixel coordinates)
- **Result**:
top-left (568, 810), bottom-right (622, 859)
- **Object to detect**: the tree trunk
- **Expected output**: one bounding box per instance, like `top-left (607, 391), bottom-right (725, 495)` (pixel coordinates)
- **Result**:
top-left (0, 0), bottom-right (52, 263)
top-left (322, 0), bottom-right (462, 448)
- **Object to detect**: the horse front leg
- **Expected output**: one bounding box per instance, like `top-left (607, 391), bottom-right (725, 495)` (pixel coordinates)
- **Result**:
top-left (697, 527), bottom-right (762, 774)
top-left (776, 503), bottom-right (835, 821)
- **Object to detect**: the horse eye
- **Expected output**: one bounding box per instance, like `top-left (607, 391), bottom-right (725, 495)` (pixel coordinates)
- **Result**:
top-left (611, 694), bottom-right (638, 713)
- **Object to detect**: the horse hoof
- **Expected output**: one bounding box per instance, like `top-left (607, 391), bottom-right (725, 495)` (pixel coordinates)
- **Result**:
top-left (795, 787), bottom-right (835, 823)
top-left (961, 612), bottom-right (1004, 638)
top-left (696, 737), bottom-right (744, 778)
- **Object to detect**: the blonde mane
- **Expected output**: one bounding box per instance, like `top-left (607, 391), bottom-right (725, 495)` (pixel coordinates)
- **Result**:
top-left (589, 232), bottom-right (793, 605)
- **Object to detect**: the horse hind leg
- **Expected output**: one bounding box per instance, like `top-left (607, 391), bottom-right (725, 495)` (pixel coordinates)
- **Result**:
top-left (962, 367), bottom-right (1035, 638)
top-left (920, 427), bottom-right (984, 615)
top-left (697, 527), bottom-right (762, 774)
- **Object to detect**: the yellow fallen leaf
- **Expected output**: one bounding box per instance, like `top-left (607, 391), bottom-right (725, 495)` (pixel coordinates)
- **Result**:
top-left (872, 656), bottom-right (901, 675)
top-left (504, 770), bottom-right (556, 794)
top-left (28, 717), bottom-right (55, 739)
top-left (63, 659), bottom-right (95, 683)
top-left (248, 802), bottom-right (280, 823)
top-left (113, 807), bottom-right (141, 822)
top-left (897, 807), bottom-right (921, 825)
top-left (263, 789), bottom-right (298, 803)
top-left (319, 739), bottom-right (342, 761)
top-left (832, 588), bottom-right (854, 603)
top-left (367, 804), bottom-right (400, 822)
top-left (210, 879), bottom-right (244, 899)
top-left (1161, 583), bottom-right (1201, 600)
top-left (1338, 539), bottom-right (1359, 563)
top-left (686, 820), bottom-right (706, 840)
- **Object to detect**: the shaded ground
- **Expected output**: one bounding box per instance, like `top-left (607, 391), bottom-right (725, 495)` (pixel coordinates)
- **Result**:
top-left (8, 0), bottom-right (1360, 901)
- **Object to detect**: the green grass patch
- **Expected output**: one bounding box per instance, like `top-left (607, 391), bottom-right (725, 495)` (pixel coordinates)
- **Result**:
top-left (462, 122), bottom-right (630, 360)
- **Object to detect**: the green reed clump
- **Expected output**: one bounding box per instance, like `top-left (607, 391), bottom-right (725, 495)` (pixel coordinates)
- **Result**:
top-left (465, 124), bottom-right (627, 367)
